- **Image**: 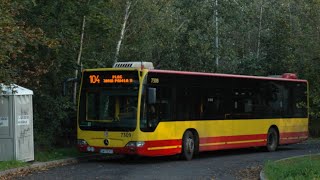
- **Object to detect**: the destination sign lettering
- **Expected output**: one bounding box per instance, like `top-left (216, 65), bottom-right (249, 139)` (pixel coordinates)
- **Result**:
top-left (89, 74), bottom-right (134, 84)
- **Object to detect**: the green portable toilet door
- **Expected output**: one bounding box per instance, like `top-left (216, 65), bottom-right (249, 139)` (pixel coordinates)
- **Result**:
top-left (0, 95), bottom-right (14, 161)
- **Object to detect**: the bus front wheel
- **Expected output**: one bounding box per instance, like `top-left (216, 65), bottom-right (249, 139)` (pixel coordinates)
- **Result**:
top-left (181, 131), bottom-right (195, 161)
top-left (266, 128), bottom-right (278, 152)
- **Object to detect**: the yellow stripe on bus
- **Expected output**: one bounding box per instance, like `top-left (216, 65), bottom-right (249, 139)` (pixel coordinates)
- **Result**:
top-left (148, 145), bottom-right (182, 151)
top-left (226, 139), bottom-right (265, 144)
top-left (200, 142), bottom-right (226, 147)
top-left (280, 136), bottom-right (308, 140)
top-left (200, 139), bottom-right (265, 147)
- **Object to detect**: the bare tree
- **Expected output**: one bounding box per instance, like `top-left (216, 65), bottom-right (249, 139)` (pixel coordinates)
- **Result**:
top-left (214, 0), bottom-right (219, 70)
top-left (114, 1), bottom-right (132, 64)
top-left (74, 15), bottom-right (86, 104)
top-left (256, 0), bottom-right (264, 59)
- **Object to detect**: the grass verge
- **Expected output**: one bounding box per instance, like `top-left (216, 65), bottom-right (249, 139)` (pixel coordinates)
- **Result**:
top-left (0, 147), bottom-right (82, 171)
top-left (0, 160), bottom-right (28, 171)
top-left (264, 154), bottom-right (320, 179)
top-left (35, 147), bottom-right (81, 162)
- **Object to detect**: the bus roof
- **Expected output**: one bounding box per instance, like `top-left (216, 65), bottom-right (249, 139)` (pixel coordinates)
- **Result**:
top-left (148, 69), bottom-right (307, 83)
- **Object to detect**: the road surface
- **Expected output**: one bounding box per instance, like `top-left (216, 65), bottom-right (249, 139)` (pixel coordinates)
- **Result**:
top-left (14, 140), bottom-right (320, 180)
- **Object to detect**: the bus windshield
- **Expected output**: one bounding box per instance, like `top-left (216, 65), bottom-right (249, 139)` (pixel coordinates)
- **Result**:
top-left (79, 70), bottom-right (139, 131)
top-left (79, 89), bottom-right (138, 131)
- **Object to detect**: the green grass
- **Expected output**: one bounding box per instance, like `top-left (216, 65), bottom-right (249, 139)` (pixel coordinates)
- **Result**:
top-left (0, 160), bottom-right (28, 171)
top-left (0, 147), bottom-right (82, 171)
top-left (264, 155), bottom-right (320, 180)
top-left (35, 147), bottom-right (82, 162)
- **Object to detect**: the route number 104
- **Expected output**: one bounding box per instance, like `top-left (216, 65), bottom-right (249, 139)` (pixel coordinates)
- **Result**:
top-left (89, 75), bottom-right (100, 84)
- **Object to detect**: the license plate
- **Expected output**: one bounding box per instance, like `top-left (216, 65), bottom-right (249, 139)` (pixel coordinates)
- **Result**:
top-left (100, 149), bottom-right (113, 154)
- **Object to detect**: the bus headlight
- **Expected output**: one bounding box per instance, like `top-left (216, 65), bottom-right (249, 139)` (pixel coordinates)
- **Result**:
top-left (125, 141), bottom-right (145, 147)
top-left (136, 141), bottom-right (145, 147)
top-left (77, 139), bottom-right (88, 146)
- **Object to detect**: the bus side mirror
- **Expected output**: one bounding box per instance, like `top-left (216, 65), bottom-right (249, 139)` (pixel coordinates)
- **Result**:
top-left (148, 88), bottom-right (156, 104)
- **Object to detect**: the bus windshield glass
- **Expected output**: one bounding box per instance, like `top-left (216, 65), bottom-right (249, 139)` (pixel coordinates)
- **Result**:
top-left (79, 70), bottom-right (139, 131)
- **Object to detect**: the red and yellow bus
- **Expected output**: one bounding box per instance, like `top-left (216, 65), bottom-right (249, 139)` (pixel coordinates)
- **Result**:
top-left (77, 62), bottom-right (308, 160)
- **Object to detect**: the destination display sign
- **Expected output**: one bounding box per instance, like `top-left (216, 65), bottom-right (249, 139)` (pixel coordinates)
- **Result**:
top-left (83, 71), bottom-right (138, 87)
top-left (89, 74), bottom-right (134, 84)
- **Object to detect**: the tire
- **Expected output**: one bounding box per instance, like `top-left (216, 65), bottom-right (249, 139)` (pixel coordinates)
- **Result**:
top-left (266, 128), bottom-right (278, 152)
top-left (181, 131), bottom-right (195, 161)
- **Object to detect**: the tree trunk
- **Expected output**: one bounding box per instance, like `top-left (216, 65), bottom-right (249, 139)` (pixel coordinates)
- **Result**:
top-left (214, 0), bottom-right (219, 70)
top-left (73, 15), bottom-right (86, 104)
top-left (114, 0), bottom-right (132, 64)
top-left (256, 0), bottom-right (264, 59)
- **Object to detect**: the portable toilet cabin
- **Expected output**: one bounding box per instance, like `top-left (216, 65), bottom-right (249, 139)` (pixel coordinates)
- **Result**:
top-left (0, 84), bottom-right (34, 162)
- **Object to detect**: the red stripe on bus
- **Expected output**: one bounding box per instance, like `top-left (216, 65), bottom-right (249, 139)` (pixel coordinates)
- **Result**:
top-left (78, 131), bottom-right (308, 157)
top-left (200, 134), bottom-right (267, 144)
top-left (279, 131), bottom-right (308, 144)
top-left (199, 141), bottom-right (266, 152)
top-left (137, 147), bottom-right (181, 156)
top-left (280, 131), bottom-right (308, 138)
top-left (144, 139), bottom-right (182, 147)
top-left (280, 138), bottom-right (307, 144)
top-left (135, 139), bottom-right (182, 156)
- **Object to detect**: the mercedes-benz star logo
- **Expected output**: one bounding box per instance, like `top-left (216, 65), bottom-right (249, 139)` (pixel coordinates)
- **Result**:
top-left (104, 139), bottom-right (109, 146)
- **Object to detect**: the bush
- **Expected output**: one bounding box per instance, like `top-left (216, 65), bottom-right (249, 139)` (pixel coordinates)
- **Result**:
top-left (33, 94), bottom-right (76, 149)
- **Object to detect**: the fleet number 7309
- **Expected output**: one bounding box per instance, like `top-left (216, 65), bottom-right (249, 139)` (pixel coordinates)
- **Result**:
top-left (121, 132), bottom-right (132, 137)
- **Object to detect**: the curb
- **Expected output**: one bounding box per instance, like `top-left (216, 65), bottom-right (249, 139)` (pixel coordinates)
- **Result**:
top-left (259, 153), bottom-right (320, 180)
top-left (259, 170), bottom-right (266, 180)
top-left (0, 154), bottom-right (101, 179)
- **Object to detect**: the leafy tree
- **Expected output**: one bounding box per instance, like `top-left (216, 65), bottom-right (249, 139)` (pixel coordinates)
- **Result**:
top-left (0, 0), bottom-right (50, 83)
top-left (2, 0), bottom-right (320, 148)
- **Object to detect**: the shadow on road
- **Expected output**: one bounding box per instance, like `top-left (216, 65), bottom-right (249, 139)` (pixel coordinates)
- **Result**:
top-left (85, 145), bottom-right (301, 165)
top-left (197, 145), bottom-right (300, 159)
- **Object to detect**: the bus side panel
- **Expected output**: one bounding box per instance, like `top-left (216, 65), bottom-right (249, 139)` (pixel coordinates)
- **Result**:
top-left (232, 118), bottom-right (308, 146)
top-left (136, 121), bottom-right (181, 156)
top-left (278, 118), bottom-right (308, 144)
top-left (137, 118), bottom-right (308, 155)
top-left (192, 119), bottom-right (267, 152)
top-left (137, 120), bottom-right (252, 155)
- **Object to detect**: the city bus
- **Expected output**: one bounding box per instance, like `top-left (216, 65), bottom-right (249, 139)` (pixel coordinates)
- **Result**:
top-left (77, 62), bottom-right (308, 160)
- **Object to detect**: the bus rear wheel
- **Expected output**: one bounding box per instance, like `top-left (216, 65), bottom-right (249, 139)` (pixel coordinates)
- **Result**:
top-left (266, 128), bottom-right (278, 152)
top-left (181, 131), bottom-right (195, 161)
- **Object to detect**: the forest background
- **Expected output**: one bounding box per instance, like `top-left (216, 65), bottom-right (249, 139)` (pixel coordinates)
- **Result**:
top-left (0, 0), bottom-right (319, 149)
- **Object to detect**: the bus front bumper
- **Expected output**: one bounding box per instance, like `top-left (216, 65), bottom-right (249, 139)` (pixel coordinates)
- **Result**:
top-left (77, 139), bottom-right (182, 157)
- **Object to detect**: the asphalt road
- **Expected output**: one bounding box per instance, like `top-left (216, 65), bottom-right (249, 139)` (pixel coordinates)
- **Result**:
top-left (14, 140), bottom-right (320, 180)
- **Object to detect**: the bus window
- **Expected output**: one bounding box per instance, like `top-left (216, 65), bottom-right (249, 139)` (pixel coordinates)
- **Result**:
top-left (140, 85), bottom-right (172, 132)
top-left (80, 89), bottom-right (138, 131)
top-left (86, 92), bottom-right (115, 120)
top-left (269, 83), bottom-right (283, 117)
top-left (230, 88), bottom-right (254, 119)
top-left (286, 83), bottom-right (307, 118)
top-left (147, 104), bottom-right (158, 128)
top-left (151, 86), bottom-right (171, 121)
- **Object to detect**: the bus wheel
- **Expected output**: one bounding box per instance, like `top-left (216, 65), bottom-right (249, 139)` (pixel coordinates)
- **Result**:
top-left (181, 131), bottom-right (195, 161)
top-left (266, 128), bottom-right (278, 152)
